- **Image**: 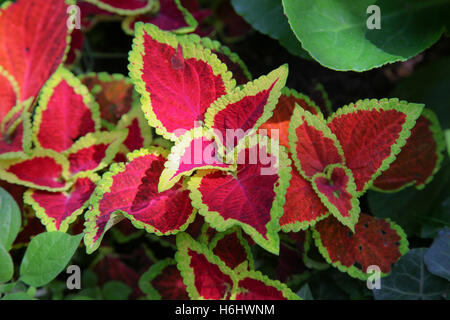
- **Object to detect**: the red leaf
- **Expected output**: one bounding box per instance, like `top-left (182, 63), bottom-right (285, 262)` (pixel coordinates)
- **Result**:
top-left (129, 23), bottom-right (234, 141)
top-left (373, 110), bottom-right (445, 191)
top-left (123, 0), bottom-right (197, 34)
top-left (33, 68), bottom-right (99, 152)
top-left (205, 65), bottom-right (287, 152)
top-left (84, 0), bottom-right (153, 14)
top-left (176, 233), bottom-right (235, 300)
top-left (327, 99), bottom-right (423, 193)
top-left (24, 175), bottom-right (97, 232)
top-left (84, 148), bottom-right (195, 253)
top-left (188, 140), bottom-right (290, 254)
top-left (279, 165), bottom-right (329, 232)
top-left (210, 228), bottom-right (253, 271)
top-left (235, 276), bottom-right (287, 300)
top-left (66, 131), bottom-right (126, 176)
top-left (80, 73), bottom-right (134, 126)
top-left (0, 0), bottom-right (70, 102)
top-left (0, 150), bottom-right (70, 191)
top-left (116, 106), bottom-right (153, 152)
top-left (259, 88), bottom-right (321, 148)
top-left (313, 213), bottom-right (409, 280)
top-left (289, 106), bottom-right (344, 179)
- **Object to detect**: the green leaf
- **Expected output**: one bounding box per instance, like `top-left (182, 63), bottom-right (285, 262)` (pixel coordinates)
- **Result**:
top-left (0, 186), bottom-right (21, 250)
top-left (282, 0), bottom-right (448, 71)
top-left (20, 232), bottom-right (83, 287)
top-left (425, 228), bottom-right (450, 281)
top-left (231, 0), bottom-right (310, 59)
top-left (373, 248), bottom-right (450, 300)
top-left (1, 292), bottom-right (35, 300)
top-left (446, 130), bottom-right (450, 156)
top-left (0, 243), bottom-right (13, 284)
top-left (102, 281), bottom-right (132, 300)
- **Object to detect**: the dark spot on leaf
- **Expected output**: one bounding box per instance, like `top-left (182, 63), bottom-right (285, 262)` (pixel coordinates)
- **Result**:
top-left (358, 245), bottom-right (363, 251)
top-left (380, 229), bottom-right (386, 235)
top-left (363, 222), bottom-right (369, 228)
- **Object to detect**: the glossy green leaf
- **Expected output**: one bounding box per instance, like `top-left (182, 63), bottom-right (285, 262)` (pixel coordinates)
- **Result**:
top-left (102, 281), bottom-right (132, 300)
top-left (20, 232), bottom-right (83, 287)
top-left (0, 243), bottom-right (13, 284)
top-left (282, 0), bottom-right (448, 71)
top-left (0, 292), bottom-right (35, 300)
top-left (0, 186), bottom-right (21, 250)
top-left (425, 228), bottom-right (450, 281)
top-left (231, 0), bottom-right (310, 59)
top-left (373, 248), bottom-right (450, 300)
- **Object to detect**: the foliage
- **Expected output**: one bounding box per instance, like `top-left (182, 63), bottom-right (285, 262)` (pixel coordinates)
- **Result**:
top-left (0, 0), bottom-right (448, 301)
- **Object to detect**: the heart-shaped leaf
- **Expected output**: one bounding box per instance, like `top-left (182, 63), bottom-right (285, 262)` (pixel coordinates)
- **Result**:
top-left (311, 164), bottom-right (360, 230)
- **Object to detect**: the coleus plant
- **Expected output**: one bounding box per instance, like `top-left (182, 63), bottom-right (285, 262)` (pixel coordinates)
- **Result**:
top-left (81, 21), bottom-right (446, 291)
top-left (0, 0), bottom-right (447, 301)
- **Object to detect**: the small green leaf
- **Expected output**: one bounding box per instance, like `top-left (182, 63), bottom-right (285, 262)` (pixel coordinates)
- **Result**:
top-left (0, 243), bottom-right (14, 284)
top-left (425, 228), bottom-right (450, 281)
top-left (1, 292), bottom-right (35, 300)
top-left (102, 281), bottom-right (132, 300)
top-left (0, 186), bottom-right (21, 250)
top-left (373, 248), bottom-right (450, 300)
top-left (231, 0), bottom-right (310, 59)
top-left (20, 232), bottom-right (83, 287)
top-left (282, 0), bottom-right (448, 71)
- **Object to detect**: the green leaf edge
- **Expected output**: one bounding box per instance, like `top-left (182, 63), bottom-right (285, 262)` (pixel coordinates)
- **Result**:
top-left (138, 258), bottom-right (176, 300)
